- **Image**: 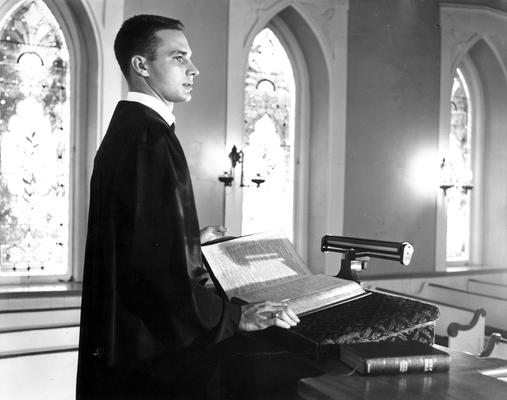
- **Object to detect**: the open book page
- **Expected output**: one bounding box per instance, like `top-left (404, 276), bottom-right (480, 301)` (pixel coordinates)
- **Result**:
top-left (202, 231), bottom-right (367, 315)
top-left (238, 274), bottom-right (365, 315)
top-left (201, 231), bottom-right (310, 299)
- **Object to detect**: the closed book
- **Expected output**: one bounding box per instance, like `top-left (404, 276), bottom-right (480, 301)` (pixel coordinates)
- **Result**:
top-left (340, 341), bottom-right (450, 375)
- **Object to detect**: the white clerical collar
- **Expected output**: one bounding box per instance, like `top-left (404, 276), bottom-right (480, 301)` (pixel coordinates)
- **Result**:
top-left (126, 91), bottom-right (176, 127)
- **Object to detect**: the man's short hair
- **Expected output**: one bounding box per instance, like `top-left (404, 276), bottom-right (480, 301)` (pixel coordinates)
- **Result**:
top-left (114, 14), bottom-right (184, 78)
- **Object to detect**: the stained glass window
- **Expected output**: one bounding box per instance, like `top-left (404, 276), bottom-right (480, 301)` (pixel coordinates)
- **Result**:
top-left (242, 28), bottom-right (296, 240)
top-left (0, 0), bottom-right (70, 277)
top-left (446, 68), bottom-right (472, 263)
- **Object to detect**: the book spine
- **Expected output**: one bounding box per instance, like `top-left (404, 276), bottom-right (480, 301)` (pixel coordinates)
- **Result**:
top-left (365, 355), bottom-right (449, 375)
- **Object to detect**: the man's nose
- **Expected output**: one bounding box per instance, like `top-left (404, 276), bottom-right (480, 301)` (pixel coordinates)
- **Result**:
top-left (187, 61), bottom-right (199, 77)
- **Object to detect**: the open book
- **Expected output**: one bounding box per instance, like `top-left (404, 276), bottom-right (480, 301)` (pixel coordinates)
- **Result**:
top-left (202, 231), bottom-right (369, 316)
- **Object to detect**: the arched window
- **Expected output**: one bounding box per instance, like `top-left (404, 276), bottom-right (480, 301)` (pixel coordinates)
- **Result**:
top-left (0, 0), bottom-right (71, 279)
top-left (445, 68), bottom-right (474, 263)
top-left (242, 27), bottom-right (296, 240)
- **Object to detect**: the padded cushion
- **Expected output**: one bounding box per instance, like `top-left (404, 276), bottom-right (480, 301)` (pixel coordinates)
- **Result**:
top-left (293, 291), bottom-right (439, 350)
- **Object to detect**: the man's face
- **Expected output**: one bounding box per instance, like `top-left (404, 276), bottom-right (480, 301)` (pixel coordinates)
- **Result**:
top-left (144, 29), bottom-right (199, 104)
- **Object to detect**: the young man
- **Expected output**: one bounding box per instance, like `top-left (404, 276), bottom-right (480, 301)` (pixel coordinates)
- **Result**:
top-left (76, 14), bottom-right (299, 399)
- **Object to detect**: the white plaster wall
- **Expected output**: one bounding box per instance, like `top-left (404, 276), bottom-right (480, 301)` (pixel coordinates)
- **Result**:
top-left (344, 0), bottom-right (441, 275)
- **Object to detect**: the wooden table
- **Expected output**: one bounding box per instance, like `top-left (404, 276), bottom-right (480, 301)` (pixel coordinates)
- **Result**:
top-left (297, 347), bottom-right (507, 400)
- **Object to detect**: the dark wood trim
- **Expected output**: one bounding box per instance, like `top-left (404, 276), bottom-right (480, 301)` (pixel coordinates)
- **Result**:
top-left (468, 278), bottom-right (507, 288)
top-left (480, 333), bottom-right (504, 357)
top-left (429, 283), bottom-right (507, 301)
top-left (485, 326), bottom-right (507, 338)
top-left (363, 267), bottom-right (507, 281)
top-left (0, 345), bottom-right (78, 360)
top-left (0, 323), bottom-right (79, 334)
top-left (0, 306), bottom-right (81, 314)
top-left (447, 309), bottom-right (486, 337)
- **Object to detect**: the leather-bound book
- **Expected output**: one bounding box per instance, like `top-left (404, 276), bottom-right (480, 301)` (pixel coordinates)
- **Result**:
top-left (340, 341), bottom-right (450, 375)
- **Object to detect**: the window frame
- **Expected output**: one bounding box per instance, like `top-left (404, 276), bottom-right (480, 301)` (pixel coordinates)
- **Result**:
top-left (436, 55), bottom-right (484, 270)
top-left (241, 25), bottom-right (298, 244)
top-left (225, 15), bottom-right (311, 261)
top-left (0, 0), bottom-right (88, 284)
top-left (268, 19), bottom-right (310, 261)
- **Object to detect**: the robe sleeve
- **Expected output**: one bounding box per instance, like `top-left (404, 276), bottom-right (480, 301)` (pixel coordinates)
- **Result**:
top-left (113, 121), bottom-right (240, 351)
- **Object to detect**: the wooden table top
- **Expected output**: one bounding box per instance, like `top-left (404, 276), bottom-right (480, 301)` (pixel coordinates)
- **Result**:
top-left (298, 346), bottom-right (507, 400)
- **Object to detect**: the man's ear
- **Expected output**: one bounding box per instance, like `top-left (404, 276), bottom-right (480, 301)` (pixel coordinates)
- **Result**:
top-left (131, 55), bottom-right (149, 77)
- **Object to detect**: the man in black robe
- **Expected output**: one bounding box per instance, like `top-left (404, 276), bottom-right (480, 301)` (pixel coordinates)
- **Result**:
top-left (76, 14), bottom-right (299, 399)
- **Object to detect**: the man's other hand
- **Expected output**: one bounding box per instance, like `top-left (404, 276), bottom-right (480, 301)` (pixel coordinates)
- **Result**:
top-left (200, 225), bottom-right (228, 244)
top-left (238, 301), bottom-right (300, 331)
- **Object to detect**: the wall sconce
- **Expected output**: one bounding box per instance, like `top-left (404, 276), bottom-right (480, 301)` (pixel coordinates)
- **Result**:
top-left (218, 171), bottom-right (234, 186)
top-left (439, 157), bottom-right (474, 195)
top-left (218, 145), bottom-right (265, 188)
top-left (251, 173), bottom-right (265, 188)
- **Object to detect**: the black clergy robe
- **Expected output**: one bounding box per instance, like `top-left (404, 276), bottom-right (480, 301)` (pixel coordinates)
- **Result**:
top-left (76, 101), bottom-right (241, 399)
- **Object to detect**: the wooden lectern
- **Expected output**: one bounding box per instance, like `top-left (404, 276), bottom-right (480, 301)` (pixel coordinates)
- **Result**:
top-left (208, 235), bottom-right (443, 399)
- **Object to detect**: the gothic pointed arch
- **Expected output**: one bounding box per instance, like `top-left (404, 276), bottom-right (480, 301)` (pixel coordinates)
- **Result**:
top-left (226, 1), bottom-right (346, 272)
top-left (438, 4), bottom-right (507, 270)
top-left (242, 25), bottom-right (297, 241)
top-left (0, 0), bottom-right (100, 283)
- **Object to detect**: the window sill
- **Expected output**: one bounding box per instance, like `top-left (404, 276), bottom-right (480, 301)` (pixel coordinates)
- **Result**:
top-left (445, 265), bottom-right (500, 273)
top-left (0, 281), bottom-right (82, 299)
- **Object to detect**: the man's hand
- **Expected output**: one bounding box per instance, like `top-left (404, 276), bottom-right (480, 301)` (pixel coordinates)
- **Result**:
top-left (200, 225), bottom-right (228, 244)
top-left (238, 301), bottom-right (300, 331)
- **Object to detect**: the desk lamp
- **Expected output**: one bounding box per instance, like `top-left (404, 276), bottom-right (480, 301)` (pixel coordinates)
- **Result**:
top-left (321, 235), bottom-right (414, 282)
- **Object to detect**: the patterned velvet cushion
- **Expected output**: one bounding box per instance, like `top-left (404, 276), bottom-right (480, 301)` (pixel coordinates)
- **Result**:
top-left (291, 291), bottom-right (439, 354)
